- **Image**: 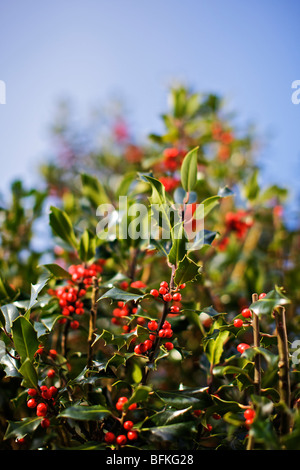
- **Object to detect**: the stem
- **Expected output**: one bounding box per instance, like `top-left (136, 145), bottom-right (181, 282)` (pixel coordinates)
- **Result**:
top-left (87, 277), bottom-right (99, 373)
top-left (142, 266), bottom-right (176, 385)
top-left (247, 293), bottom-right (261, 451)
top-left (61, 321), bottom-right (70, 357)
top-left (273, 305), bottom-right (291, 435)
top-left (252, 292), bottom-right (261, 395)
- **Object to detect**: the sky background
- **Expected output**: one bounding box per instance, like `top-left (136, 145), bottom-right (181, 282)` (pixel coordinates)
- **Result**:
top-left (0, 0), bottom-right (299, 213)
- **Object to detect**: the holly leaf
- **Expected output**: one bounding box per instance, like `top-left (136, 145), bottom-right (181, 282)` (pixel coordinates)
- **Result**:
top-left (4, 417), bottom-right (42, 440)
top-left (174, 255), bottom-right (201, 286)
top-left (98, 287), bottom-right (145, 304)
top-left (11, 316), bottom-right (39, 363)
top-left (249, 286), bottom-right (291, 316)
top-left (49, 206), bottom-right (78, 250)
top-left (42, 263), bottom-right (72, 280)
top-left (79, 229), bottom-right (96, 262)
top-left (58, 405), bottom-right (112, 421)
top-left (181, 147), bottom-right (198, 192)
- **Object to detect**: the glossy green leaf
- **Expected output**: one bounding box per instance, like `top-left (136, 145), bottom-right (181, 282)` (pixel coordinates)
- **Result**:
top-left (49, 206), bottom-right (78, 250)
top-left (123, 385), bottom-right (152, 410)
top-left (181, 147), bottom-right (198, 192)
top-left (42, 263), bottom-right (72, 279)
top-left (59, 405), bottom-right (111, 421)
top-left (26, 273), bottom-right (50, 312)
top-left (155, 389), bottom-right (212, 410)
top-left (98, 287), bottom-right (145, 304)
top-left (168, 224), bottom-right (187, 266)
top-left (204, 329), bottom-right (230, 367)
top-left (249, 286), bottom-right (291, 316)
top-left (79, 229), bottom-right (96, 262)
top-left (174, 255), bottom-right (201, 286)
top-left (19, 358), bottom-right (38, 388)
top-left (12, 316), bottom-right (39, 363)
top-left (4, 417), bottom-right (42, 440)
top-left (0, 303), bottom-right (20, 333)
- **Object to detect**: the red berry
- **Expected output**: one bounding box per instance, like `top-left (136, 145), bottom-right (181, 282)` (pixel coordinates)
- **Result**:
top-left (244, 408), bottom-right (256, 420)
top-left (134, 345), bottom-right (142, 355)
top-left (259, 293), bottom-right (267, 299)
top-left (144, 339), bottom-right (153, 350)
top-left (36, 403), bottom-right (48, 417)
top-left (237, 343), bottom-right (250, 353)
top-left (27, 388), bottom-right (37, 397)
top-left (170, 305), bottom-right (180, 313)
top-left (160, 281), bottom-right (169, 288)
top-left (128, 403), bottom-right (137, 410)
top-left (116, 397), bottom-right (128, 410)
top-left (116, 434), bottom-right (127, 446)
top-left (241, 308), bottom-right (252, 318)
top-left (172, 293), bottom-right (182, 301)
top-left (123, 420), bottom-right (134, 431)
top-left (49, 386), bottom-right (58, 397)
top-left (165, 342), bottom-right (174, 351)
top-left (41, 389), bottom-right (52, 400)
top-left (159, 286), bottom-right (167, 295)
top-left (49, 349), bottom-right (57, 358)
top-left (150, 289), bottom-right (159, 297)
top-left (27, 398), bottom-right (37, 409)
top-left (75, 308), bottom-right (84, 315)
top-left (245, 418), bottom-right (254, 429)
top-left (179, 283), bottom-right (186, 289)
top-left (36, 347), bottom-right (44, 355)
top-left (104, 432), bottom-right (116, 444)
top-left (234, 318), bottom-right (243, 328)
top-left (127, 430), bottom-right (138, 441)
top-left (163, 293), bottom-right (172, 302)
top-left (162, 321), bottom-right (171, 329)
top-left (148, 321), bottom-right (158, 331)
top-left (163, 328), bottom-right (173, 338)
top-left (149, 334), bottom-right (156, 342)
top-left (41, 417), bottom-right (50, 429)
top-left (70, 320), bottom-right (80, 329)
top-left (47, 369), bottom-right (55, 378)
top-left (16, 437), bottom-right (26, 444)
top-left (78, 289), bottom-right (86, 297)
top-left (158, 329), bottom-right (166, 338)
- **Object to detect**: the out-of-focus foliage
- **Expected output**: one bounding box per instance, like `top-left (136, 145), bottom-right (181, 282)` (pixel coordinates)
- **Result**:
top-left (0, 86), bottom-right (300, 451)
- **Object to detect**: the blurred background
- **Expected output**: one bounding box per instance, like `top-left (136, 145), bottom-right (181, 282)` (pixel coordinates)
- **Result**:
top-left (0, 0), bottom-right (299, 207)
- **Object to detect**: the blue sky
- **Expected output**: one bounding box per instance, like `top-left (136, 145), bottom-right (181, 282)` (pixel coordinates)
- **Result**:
top-left (0, 0), bottom-right (299, 210)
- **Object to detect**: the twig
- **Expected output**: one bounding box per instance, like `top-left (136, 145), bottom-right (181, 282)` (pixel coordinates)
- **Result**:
top-left (252, 292), bottom-right (261, 395)
top-left (141, 266), bottom-right (176, 385)
top-left (87, 277), bottom-right (100, 373)
top-left (273, 305), bottom-right (291, 435)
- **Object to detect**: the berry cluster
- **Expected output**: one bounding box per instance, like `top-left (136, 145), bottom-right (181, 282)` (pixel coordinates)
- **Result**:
top-left (68, 260), bottom-right (105, 285)
top-left (112, 301), bottom-right (138, 328)
top-left (211, 121), bottom-right (234, 162)
top-left (134, 319), bottom-right (174, 356)
top-left (243, 408), bottom-right (256, 428)
top-left (150, 280), bottom-right (185, 307)
top-left (225, 210), bottom-right (253, 240)
top-left (104, 397), bottom-right (139, 447)
top-left (162, 147), bottom-right (187, 172)
top-left (53, 285), bottom-right (86, 328)
top-left (26, 385), bottom-right (58, 429)
top-left (159, 176), bottom-right (181, 193)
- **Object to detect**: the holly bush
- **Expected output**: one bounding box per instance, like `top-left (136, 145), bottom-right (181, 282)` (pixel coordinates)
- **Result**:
top-left (1, 86), bottom-right (300, 451)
